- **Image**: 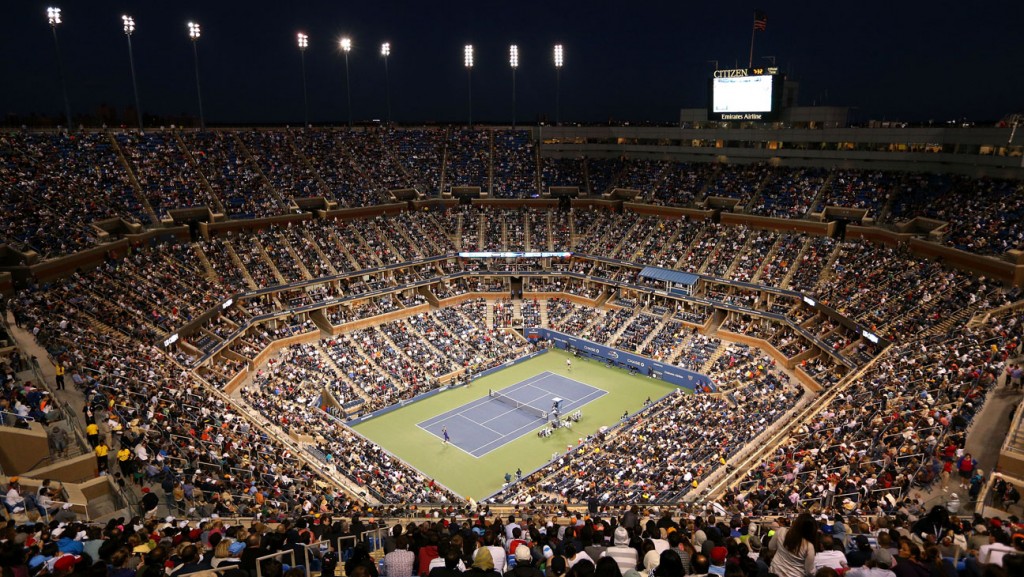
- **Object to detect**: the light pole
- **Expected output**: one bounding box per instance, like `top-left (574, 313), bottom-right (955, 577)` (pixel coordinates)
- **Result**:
top-left (464, 45), bottom-right (473, 126)
top-left (509, 45), bottom-right (519, 128)
top-left (340, 37), bottom-right (352, 127)
top-left (554, 44), bottom-right (564, 125)
top-left (381, 42), bottom-right (391, 125)
top-left (297, 33), bottom-right (310, 127)
top-left (122, 15), bottom-right (143, 130)
top-left (46, 7), bottom-right (73, 130)
top-left (187, 21), bottom-right (205, 129)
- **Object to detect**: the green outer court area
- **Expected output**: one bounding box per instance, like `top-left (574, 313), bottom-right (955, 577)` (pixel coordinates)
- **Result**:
top-left (351, 348), bottom-right (684, 500)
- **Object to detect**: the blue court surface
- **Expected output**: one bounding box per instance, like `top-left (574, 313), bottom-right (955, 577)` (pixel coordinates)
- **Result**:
top-left (418, 371), bottom-right (606, 457)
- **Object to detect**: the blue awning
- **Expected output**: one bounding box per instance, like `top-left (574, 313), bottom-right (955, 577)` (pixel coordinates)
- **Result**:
top-left (640, 266), bottom-right (699, 286)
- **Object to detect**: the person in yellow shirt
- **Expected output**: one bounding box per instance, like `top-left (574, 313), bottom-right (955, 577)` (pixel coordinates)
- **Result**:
top-left (54, 361), bottom-right (66, 390)
top-left (117, 448), bottom-right (132, 477)
top-left (86, 422), bottom-right (99, 448)
top-left (95, 439), bottom-right (110, 473)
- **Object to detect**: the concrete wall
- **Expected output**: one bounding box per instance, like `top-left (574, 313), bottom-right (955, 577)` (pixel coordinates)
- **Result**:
top-left (0, 422), bottom-right (50, 474)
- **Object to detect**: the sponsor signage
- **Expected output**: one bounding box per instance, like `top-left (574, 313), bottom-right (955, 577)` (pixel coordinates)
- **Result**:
top-left (530, 328), bottom-right (713, 391)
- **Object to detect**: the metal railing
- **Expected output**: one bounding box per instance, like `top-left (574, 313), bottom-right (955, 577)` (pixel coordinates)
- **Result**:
top-left (255, 549), bottom-right (296, 577)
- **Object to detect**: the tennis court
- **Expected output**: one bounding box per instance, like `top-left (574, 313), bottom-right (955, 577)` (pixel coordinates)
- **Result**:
top-left (417, 371), bottom-right (605, 457)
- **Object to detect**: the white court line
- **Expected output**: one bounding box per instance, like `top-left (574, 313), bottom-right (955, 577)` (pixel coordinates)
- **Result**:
top-left (470, 413), bottom-right (551, 456)
top-left (419, 394), bottom-right (501, 428)
top-left (414, 420), bottom-right (479, 459)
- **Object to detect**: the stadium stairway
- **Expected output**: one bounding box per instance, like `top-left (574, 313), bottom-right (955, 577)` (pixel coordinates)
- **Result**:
top-left (635, 310), bottom-right (673, 354)
top-left (217, 240), bottom-right (259, 290)
top-left (107, 133), bottom-right (160, 225)
top-left (739, 170), bottom-right (775, 214)
top-left (812, 241), bottom-right (845, 293)
top-left (300, 230), bottom-right (340, 276)
top-left (252, 238), bottom-right (288, 285)
top-left (749, 235), bottom-right (787, 284)
top-left (779, 237), bottom-right (814, 289)
top-left (277, 233), bottom-right (315, 280)
top-left (804, 171), bottom-right (838, 216)
top-left (231, 133), bottom-right (290, 210)
top-left (672, 226), bottom-right (711, 271)
top-left (327, 229), bottom-right (367, 271)
top-left (172, 133), bottom-right (227, 215)
top-left (190, 242), bottom-right (219, 281)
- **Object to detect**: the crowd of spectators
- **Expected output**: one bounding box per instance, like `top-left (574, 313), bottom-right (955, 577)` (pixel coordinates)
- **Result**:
top-left (3, 156), bottom-right (1024, 534)
top-left (116, 132), bottom-right (221, 218)
top-left (726, 304), bottom-right (1023, 515)
top-left (4, 129), bottom-right (1024, 263)
top-left (0, 132), bottom-right (149, 257)
top-left (445, 130), bottom-right (491, 193)
top-left (180, 131), bottom-right (282, 219)
top-left (492, 130), bottom-right (539, 198)
top-left (492, 373), bottom-right (802, 504)
top-left (749, 167), bottom-right (827, 219)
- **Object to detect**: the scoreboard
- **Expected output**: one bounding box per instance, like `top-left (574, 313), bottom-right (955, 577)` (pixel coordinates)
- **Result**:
top-left (707, 68), bottom-right (785, 122)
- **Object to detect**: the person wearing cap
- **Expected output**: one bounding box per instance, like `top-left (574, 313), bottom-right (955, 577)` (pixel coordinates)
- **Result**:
top-left (505, 545), bottom-right (542, 577)
top-left (603, 527), bottom-right (639, 575)
top-left (4, 477), bottom-right (25, 514)
top-left (210, 539), bottom-right (237, 568)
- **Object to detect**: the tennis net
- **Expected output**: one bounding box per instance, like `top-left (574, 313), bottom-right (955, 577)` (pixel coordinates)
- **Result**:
top-left (489, 389), bottom-right (548, 420)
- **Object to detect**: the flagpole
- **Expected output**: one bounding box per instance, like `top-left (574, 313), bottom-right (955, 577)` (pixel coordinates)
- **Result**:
top-left (749, 26), bottom-right (756, 69)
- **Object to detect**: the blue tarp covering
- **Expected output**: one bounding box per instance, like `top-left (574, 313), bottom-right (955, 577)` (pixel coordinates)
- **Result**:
top-left (639, 266), bottom-right (700, 286)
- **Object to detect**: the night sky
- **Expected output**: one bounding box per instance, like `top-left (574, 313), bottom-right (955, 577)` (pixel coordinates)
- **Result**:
top-left (2, 1), bottom-right (1022, 126)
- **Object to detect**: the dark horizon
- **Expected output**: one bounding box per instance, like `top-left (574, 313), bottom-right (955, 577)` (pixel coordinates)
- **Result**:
top-left (2, 1), bottom-right (1022, 127)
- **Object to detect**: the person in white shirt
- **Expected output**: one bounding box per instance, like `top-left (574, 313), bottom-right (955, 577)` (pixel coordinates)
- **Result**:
top-left (564, 544), bottom-right (594, 568)
top-left (4, 479), bottom-right (25, 513)
top-left (505, 515), bottom-right (520, 542)
top-left (813, 535), bottom-right (848, 572)
top-left (846, 560), bottom-right (897, 577)
top-left (602, 527), bottom-right (638, 574)
top-left (483, 531), bottom-right (507, 573)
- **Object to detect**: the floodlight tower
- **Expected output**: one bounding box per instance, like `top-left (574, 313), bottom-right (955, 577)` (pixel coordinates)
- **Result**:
top-left (381, 42), bottom-right (392, 125)
top-left (46, 7), bottom-right (73, 130)
top-left (297, 33), bottom-right (310, 127)
top-left (340, 37), bottom-right (353, 127)
top-left (509, 45), bottom-right (519, 128)
top-left (187, 21), bottom-right (205, 129)
top-left (122, 15), bottom-right (143, 130)
top-left (464, 44), bottom-right (474, 126)
top-left (554, 44), bottom-right (564, 125)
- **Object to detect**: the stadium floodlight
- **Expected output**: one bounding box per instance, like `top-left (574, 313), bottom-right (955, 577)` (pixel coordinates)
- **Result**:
top-left (187, 22), bottom-right (205, 129)
top-left (46, 7), bottom-right (73, 130)
top-left (464, 45), bottom-right (473, 126)
top-left (297, 33), bottom-right (310, 127)
top-left (381, 42), bottom-right (392, 125)
top-left (554, 44), bottom-right (564, 125)
top-left (122, 15), bottom-right (144, 130)
top-left (510, 45), bottom-right (519, 128)
top-left (340, 37), bottom-right (353, 127)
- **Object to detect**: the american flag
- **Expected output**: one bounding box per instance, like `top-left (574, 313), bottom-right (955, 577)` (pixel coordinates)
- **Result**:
top-left (753, 10), bottom-right (767, 31)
